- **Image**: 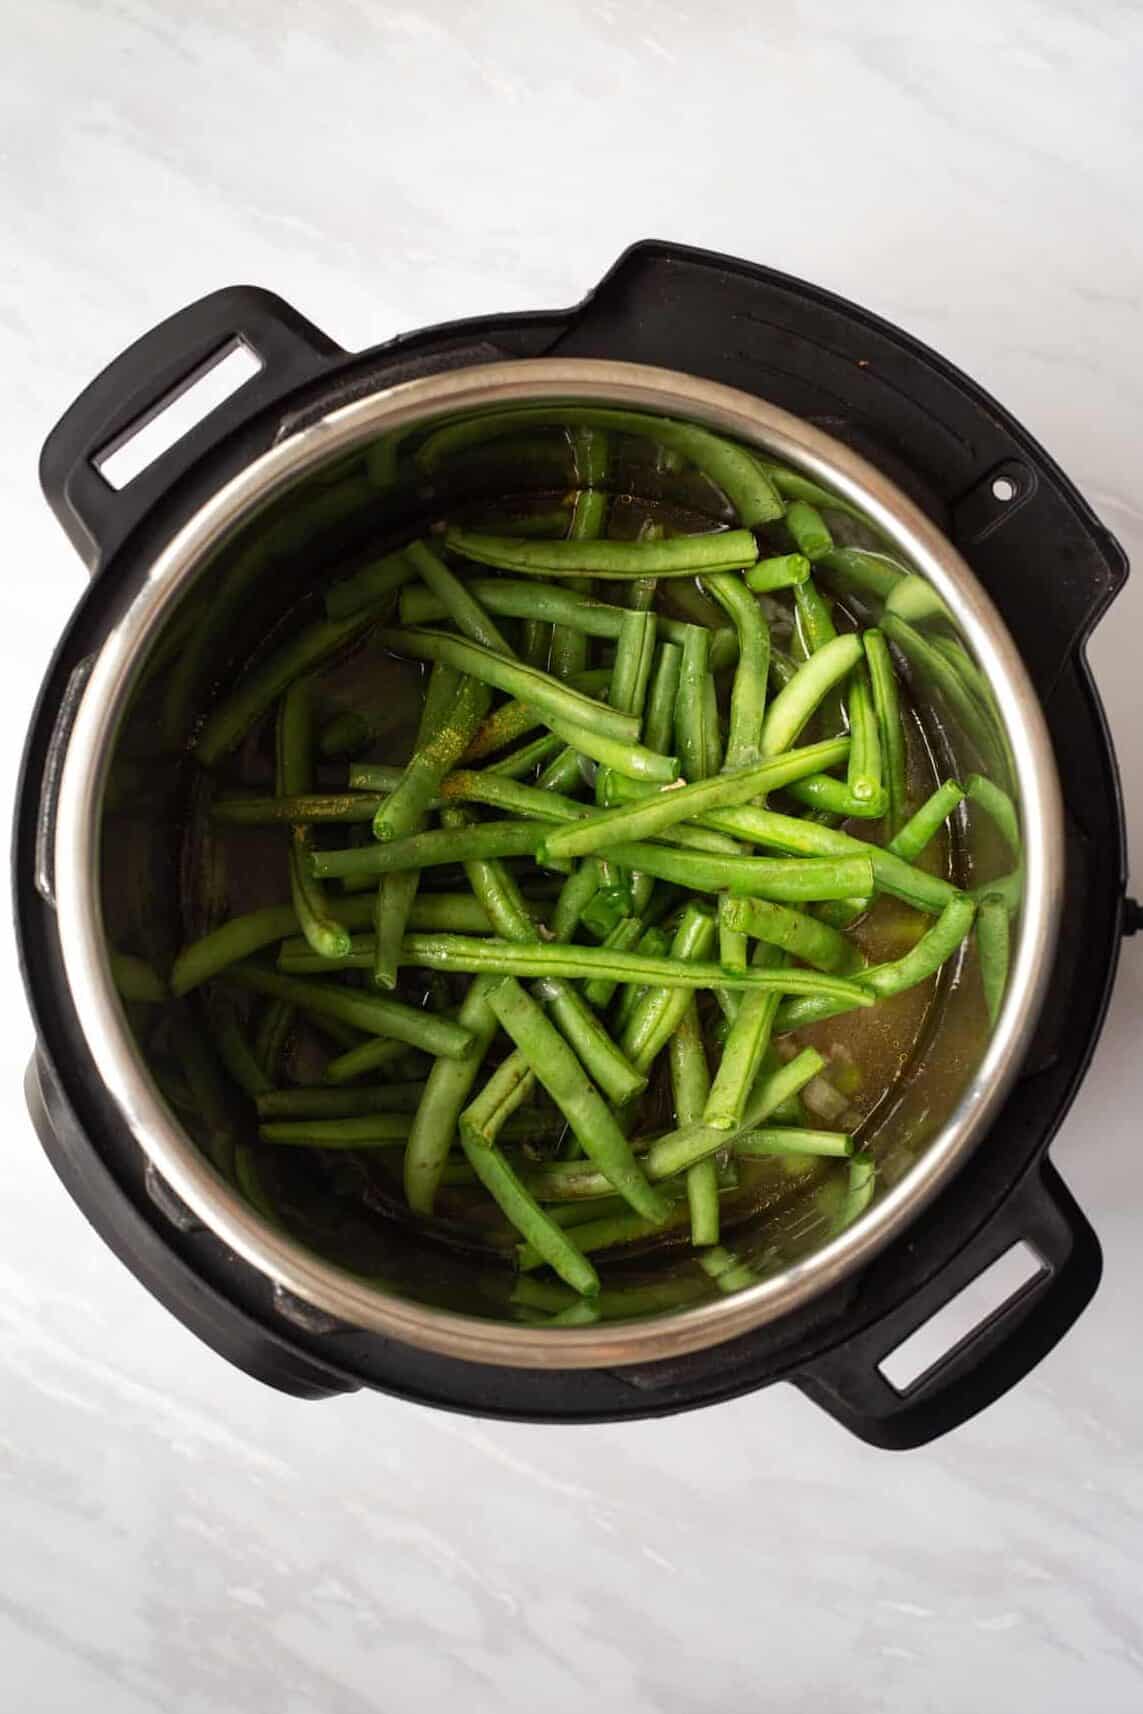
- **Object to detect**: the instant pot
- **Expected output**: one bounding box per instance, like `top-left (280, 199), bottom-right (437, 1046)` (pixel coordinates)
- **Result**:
top-left (16, 241), bottom-right (1135, 1448)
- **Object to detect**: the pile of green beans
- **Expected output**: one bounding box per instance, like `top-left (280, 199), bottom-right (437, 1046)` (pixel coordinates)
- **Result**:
top-left (162, 416), bottom-right (1011, 1308)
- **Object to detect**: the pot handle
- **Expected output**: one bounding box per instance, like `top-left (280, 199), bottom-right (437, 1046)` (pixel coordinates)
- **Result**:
top-left (39, 287), bottom-right (344, 571)
top-left (793, 1159), bottom-right (1100, 1449)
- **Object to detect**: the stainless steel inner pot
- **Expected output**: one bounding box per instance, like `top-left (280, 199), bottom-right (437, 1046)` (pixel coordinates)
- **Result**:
top-left (52, 359), bottom-right (1063, 1368)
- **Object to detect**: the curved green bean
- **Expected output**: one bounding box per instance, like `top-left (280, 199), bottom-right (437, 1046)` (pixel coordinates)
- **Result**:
top-left (461, 666), bottom-right (611, 760)
top-left (760, 633), bottom-right (863, 757)
top-left (277, 680), bottom-right (352, 962)
top-left (701, 572), bottom-right (769, 769)
top-left (324, 549), bottom-right (416, 620)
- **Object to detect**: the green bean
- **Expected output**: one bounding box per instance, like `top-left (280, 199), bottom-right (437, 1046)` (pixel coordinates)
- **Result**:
top-left (173, 905), bottom-right (302, 996)
top-left (966, 773), bottom-right (1021, 854)
top-left (323, 1035), bottom-right (419, 1085)
top-left (845, 664), bottom-right (883, 805)
top-left (619, 903), bottom-right (716, 1075)
top-left (257, 1082), bottom-right (426, 1118)
top-left (373, 669), bottom-right (490, 840)
top-left (644, 641), bottom-right (682, 755)
top-left (670, 998), bottom-right (719, 1246)
top-left (254, 997), bottom-right (295, 1082)
top-left (695, 805), bottom-right (958, 914)
top-left (889, 779), bottom-right (965, 863)
top-left (375, 627), bottom-right (637, 743)
top-left (675, 623), bottom-right (710, 783)
top-left (275, 680), bottom-right (353, 963)
top-left (697, 1245), bottom-right (758, 1293)
top-left (542, 712), bottom-right (679, 785)
top-left (225, 963), bottom-right (475, 1057)
top-left (212, 791), bottom-right (384, 825)
top-left (702, 675), bottom-right (723, 777)
top-left (206, 990), bottom-right (272, 1098)
top-left (864, 629), bottom-right (908, 834)
top-left (782, 775), bottom-right (888, 820)
top-left (463, 1132), bottom-right (600, 1296)
top-left (793, 576), bottom-right (837, 652)
top-left (318, 709), bottom-right (376, 758)
top-left (975, 893), bottom-right (1010, 1026)
top-left (551, 438), bottom-right (608, 680)
top-left (195, 604), bottom-right (397, 767)
top-left (278, 932), bottom-right (875, 1004)
top-left (404, 975), bottom-right (499, 1215)
top-left (486, 977), bottom-right (670, 1223)
top-left (645, 1047), bottom-right (825, 1178)
top-left (720, 894), bottom-right (863, 976)
top-left (402, 576), bottom-right (734, 657)
top-left (405, 539), bottom-right (516, 654)
top-left (324, 549), bottom-right (416, 620)
top-left (537, 739), bottom-right (850, 864)
top-left (745, 553), bottom-right (811, 593)
top-left (111, 953), bottom-right (166, 1004)
top-left (775, 892), bottom-right (976, 1031)
top-left (259, 1114), bottom-right (412, 1146)
top-left (760, 634), bottom-right (863, 757)
top-left (882, 615), bottom-right (1006, 772)
top-left (785, 500), bottom-right (833, 562)
top-left (736, 1127), bottom-right (855, 1158)
top-left (418, 406), bottom-right (784, 525)
top-left (551, 859), bottom-right (603, 941)
top-left (461, 666), bottom-right (611, 760)
top-left (703, 943), bottom-right (786, 1131)
top-left (570, 842), bottom-right (876, 904)
top-left (701, 572), bottom-right (770, 768)
top-left (444, 526), bottom-right (759, 579)
top-left (524, 1159), bottom-right (632, 1201)
top-left (312, 819), bottom-right (542, 879)
top-left (818, 546), bottom-right (906, 605)
top-left (516, 1206), bottom-right (680, 1268)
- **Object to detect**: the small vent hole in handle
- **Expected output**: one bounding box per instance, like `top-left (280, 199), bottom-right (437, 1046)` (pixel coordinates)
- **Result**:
top-left (878, 1241), bottom-right (1045, 1393)
top-left (93, 338), bottom-right (264, 490)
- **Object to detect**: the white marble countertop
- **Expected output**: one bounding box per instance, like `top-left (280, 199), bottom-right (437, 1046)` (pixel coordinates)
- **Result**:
top-left (3, 3), bottom-right (1142, 1709)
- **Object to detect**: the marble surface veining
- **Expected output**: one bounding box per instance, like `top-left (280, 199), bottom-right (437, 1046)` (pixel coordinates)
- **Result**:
top-left (2, 2), bottom-right (1142, 1710)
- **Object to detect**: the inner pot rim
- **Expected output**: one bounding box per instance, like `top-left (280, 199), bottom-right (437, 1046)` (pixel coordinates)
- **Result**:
top-left (51, 357), bottom-right (1064, 1370)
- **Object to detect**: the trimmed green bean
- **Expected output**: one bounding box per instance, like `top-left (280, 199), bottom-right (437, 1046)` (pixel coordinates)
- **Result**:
top-left (486, 978), bottom-right (670, 1223)
top-left (845, 664), bottom-right (883, 805)
top-left (736, 1127), bottom-right (854, 1158)
top-left (173, 905), bottom-right (303, 996)
top-left (578, 842), bottom-right (876, 904)
top-left (793, 576), bottom-right (837, 653)
top-left (890, 779), bottom-right (965, 863)
top-left (225, 963), bottom-right (475, 1057)
top-left (460, 1107), bottom-right (600, 1297)
top-left (277, 680), bottom-right (352, 962)
top-left (760, 634), bottom-right (863, 757)
top-left (818, 547), bottom-right (906, 605)
top-left (537, 739), bottom-right (850, 864)
top-left (675, 623), bottom-right (710, 783)
top-left (864, 629), bottom-right (908, 834)
top-left (671, 998), bottom-right (719, 1246)
top-left (212, 791), bottom-right (384, 825)
top-left (259, 1114), bottom-right (411, 1146)
top-left (644, 641), bottom-right (682, 755)
top-left (702, 572), bottom-right (770, 768)
top-left (786, 500), bottom-right (833, 562)
top-left (404, 975), bottom-right (499, 1215)
top-left (782, 775), bottom-right (888, 820)
top-left (373, 669), bottom-right (491, 840)
top-left (976, 893), bottom-right (1010, 1026)
top-left (966, 773), bottom-right (1021, 854)
top-left (720, 894), bottom-right (863, 975)
top-left (703, 944), bottom-right (785, 1131)
top-left (445, 526), bottom-right (759, 579)
top-left (745, 553), bottom-right (811, 593)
